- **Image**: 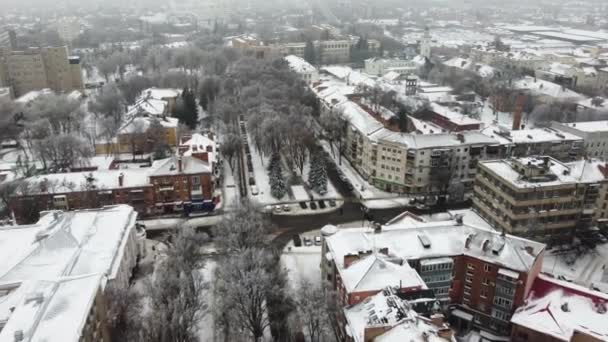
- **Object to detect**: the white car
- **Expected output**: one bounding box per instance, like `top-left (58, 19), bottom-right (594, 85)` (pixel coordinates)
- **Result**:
top-left (250, 185), bottom-right (259, 195)
top-left (274, 205), bottom-right (282, 213)
top-left (282, 204), bottom-right (291, 212)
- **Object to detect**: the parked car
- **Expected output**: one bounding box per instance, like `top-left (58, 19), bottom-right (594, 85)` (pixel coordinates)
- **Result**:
top-left (310, 201), bottom-right (318, 210)
top-left (299, 201), bottom-right (308, 209)
top-left (304, 237), bottom-right (313, 246)
top-left (282, 204), bottom-right (291, 212)
top-left (329, 199), bottom-right (336, 207)
top-left (274, 205), bottom-right (282, 213)
top-left (293, 234), bottom-right (302, 247)
top-left (318, 200), bottom-right (326, 209)
top-left (314, 236), bottom-right (322, 246)
top-left (250, 185), bottom-right (259, 195)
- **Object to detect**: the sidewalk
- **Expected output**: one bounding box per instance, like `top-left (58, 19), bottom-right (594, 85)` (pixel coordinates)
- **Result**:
top-left (139, 214), bottom-right (224, 231)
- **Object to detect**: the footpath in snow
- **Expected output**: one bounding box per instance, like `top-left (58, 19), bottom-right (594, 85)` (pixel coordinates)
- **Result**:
top-left (320, 140), bottom-right (412, 209)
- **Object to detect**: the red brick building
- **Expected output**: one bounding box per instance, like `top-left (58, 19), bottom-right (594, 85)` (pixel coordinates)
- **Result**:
top-left (9, 155), bottom-right (215, 223)
top-left (321, 212), bottom-right (546, 339)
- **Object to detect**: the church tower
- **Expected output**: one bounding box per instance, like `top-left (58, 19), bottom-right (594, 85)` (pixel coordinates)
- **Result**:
top-left (420, 26), bottom-right (431, 59)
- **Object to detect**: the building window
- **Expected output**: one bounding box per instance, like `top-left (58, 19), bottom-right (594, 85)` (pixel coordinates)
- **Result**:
top-left (484, 264), bottom-right (491, 272)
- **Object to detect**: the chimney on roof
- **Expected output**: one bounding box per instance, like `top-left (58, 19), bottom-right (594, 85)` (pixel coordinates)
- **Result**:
top-left (465, 234), bottom-right (473, 249)
top-left (482, 239), bottom-right (491, 252)
top-left (178, 156), bottom-right (183, 173)
top-left (512, 93), bottom-right (525, 131)
top-left (118, 173), bottom-right (124, 187)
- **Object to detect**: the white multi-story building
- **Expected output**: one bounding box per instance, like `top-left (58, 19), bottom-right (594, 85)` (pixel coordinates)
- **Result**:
top-left (552, 120), bottom-right (608, 160)
top-left (363, 57), bottom-right (418, 76)
top-left (284, 55), bottom-right (319, 84)
top-left (0, 205), bottom-right (145, 341)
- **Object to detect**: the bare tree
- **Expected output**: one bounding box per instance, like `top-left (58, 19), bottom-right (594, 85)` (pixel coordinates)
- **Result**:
top-left (141, 226), bottom-right (208, 342)
top-left (89, 84), bottom-right (126, 124)
top-left (212, 200), bottom-right (271, 252)
top-left (105, 286), bottom-right (144, 342)
top-left (319, 109), bottom-right (348, 165)
top-left (220, 128), bottom-right (241, 173)
top-left (284, 109), bottom-right (314, 175)
top-left (214, 249), bottom-right (277, 342)
top-left (295, 281), bottom-right (333, 342)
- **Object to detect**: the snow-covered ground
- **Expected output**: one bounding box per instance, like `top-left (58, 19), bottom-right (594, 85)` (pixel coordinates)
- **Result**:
top-left (221, 159), bottom-right (239, 210)
top-left (139, 215), bottom-right (224, 231)
top-left (281, 231), bottom-right (323, 291)
top-left (198, 261), bottom-right (216, 342)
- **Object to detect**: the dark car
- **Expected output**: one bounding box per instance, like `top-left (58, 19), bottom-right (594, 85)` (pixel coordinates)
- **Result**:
top-left (318, 200), bottom-right (326, 209)
top-left (299, 201), bottom-right (308, 209)
top-left (310, 201), bottom-right (318, 210)
top-left (346, 182), bottom-right (354, 191)
top-left (329, 199), bottom-right (336, 207)
top-left (292, 234), bottom-right (302, 247)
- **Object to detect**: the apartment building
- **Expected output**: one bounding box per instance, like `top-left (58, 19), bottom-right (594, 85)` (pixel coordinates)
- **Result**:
top-left (321, 212), bottom-right (546, 337)
top-left (0, 205), bottom-right (143, 341)
top-left (94, 88), bottom-right (182, 155)
top-left (0, 30), bottom-right (16, 49)
top-left (0, 46), bottom-right (84, 97)
top-left (337, 99), bottom-right (502, 194)
top-left (481, 125), bottom-right (585, 161)
top-left (552, 120), bottom-right (608, 160)
top-left (314, 76), bottom-right (503, 196)
top-left (53, 17), bottom-right (81, 43)
top-left (364, 57), bottom-right (418, 76)
top-left (315, 39), bottom-right (351, 64)
top-left (284, 55), bottom-right (320, 85)
top-left (473, 156), bottom-right (608, 242)
top-left (9, 155), bottom-right (215, 223)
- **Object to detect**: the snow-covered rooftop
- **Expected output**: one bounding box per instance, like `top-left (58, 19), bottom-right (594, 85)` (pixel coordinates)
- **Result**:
top-left (480, 157), bottom-right (607, 188)
top-left (429, 103), bottom-right (483, 127)
top-left (15, 89), bottom-right (53, 104)
top-left (180, 133), bottom-right (217, 162)
top-left (19, 168), bottom-right (151, 194)
top-left (324, 216), bottom-right (545, 274)
top-left (0, 274), bottom-right (103, 342)
top-left (559, 120), bottom-right (608, 133)
top-left (341, 254), bottom-right (426, 293)
top-left (481, 125), bottom-right (582, 145)
top-left (284, 55), bottom-right (317, 74)
top-left (18, 155), bottom-right (210, 195)
top-left (514, 76), bottom-right (586, 101)
top-left (444, 57), bottom-right (496, 78)
top-left (0, 205), bottom-right (136, 284)
top-left (149, 155), bottom-right (211, 176)
top-left (344, 288), bottom-right (455, 342)
top-left (511, 274), bottom-right (608, 341)
top-left (371, 130), bottom-right (498, 149)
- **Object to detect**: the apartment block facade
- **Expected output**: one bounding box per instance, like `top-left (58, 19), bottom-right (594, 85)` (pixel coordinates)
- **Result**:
top-left (473, 157), bottom-right (608, 242)
top-left (321, 214), bottom-right (546, 337)
top-left (9, 156), bottom-right (215, 223)
top-left (0, 46), bottom-right (83, 97)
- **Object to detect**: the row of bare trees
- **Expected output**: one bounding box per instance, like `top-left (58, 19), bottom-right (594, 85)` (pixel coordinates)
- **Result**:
top-left (106, 226), bottom-right (209, 342)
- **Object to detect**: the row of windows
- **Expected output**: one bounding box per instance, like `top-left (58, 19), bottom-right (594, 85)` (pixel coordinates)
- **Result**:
top-left (423, 273), bottom-right (451, 284)
top-left (420, 262), bottom-right (453, 272)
